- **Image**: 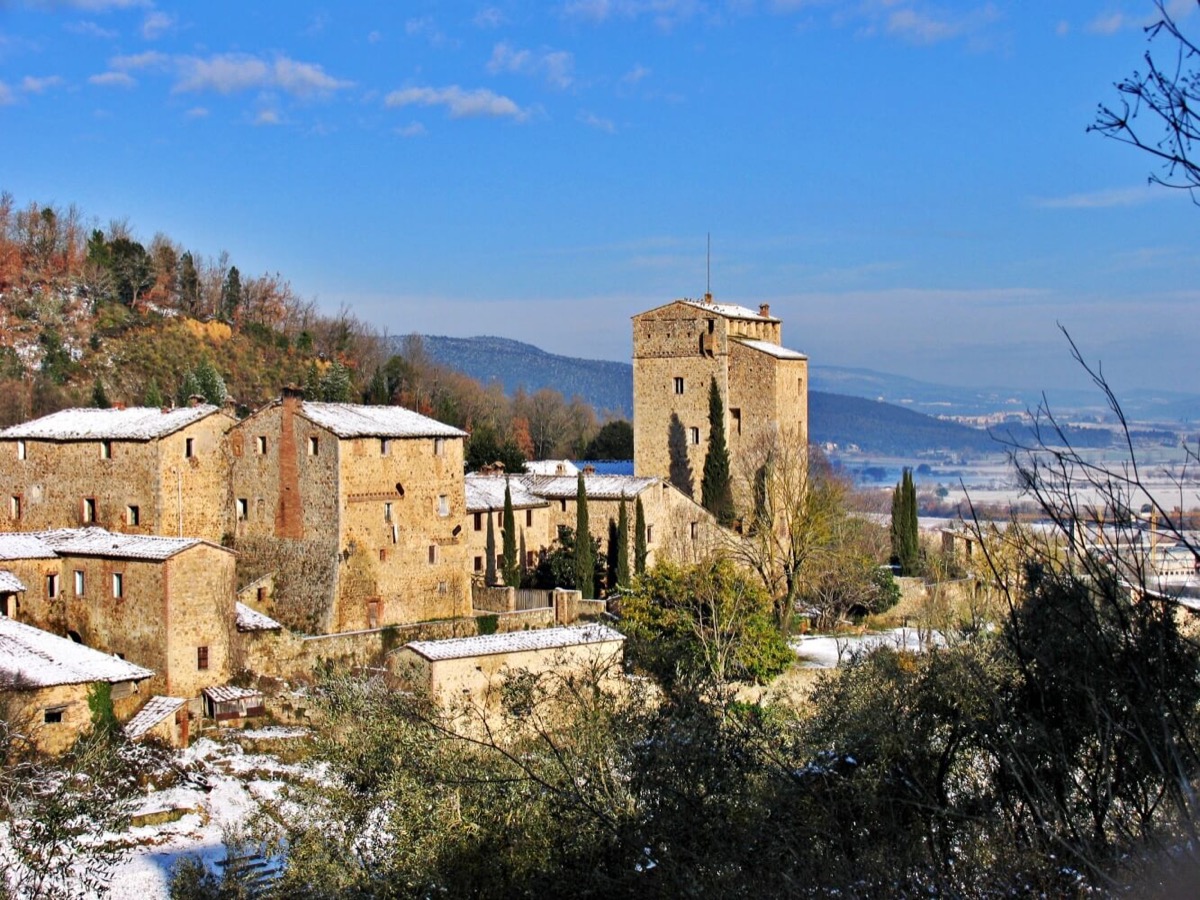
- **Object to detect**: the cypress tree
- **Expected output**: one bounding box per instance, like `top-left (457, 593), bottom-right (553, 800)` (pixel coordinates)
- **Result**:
top-left (701, 377), bottom-right (735, 525)
top-left (220, 265), bottom-right (242, 322)
top-left (90, 377), bottom-right (110, 409)
top-left (485, 511), bottom-right (497, 586)
top-left (634, 496), bottom-right (647, 575)
top-left (501, 480), bottom-right (519, 587)
top-left (143, 378), bottom-right (163, 408)
top-left (606, 519), bottom-right (619, 593)
top-left (617, 498), bottom-right (630, 589)
top-left (575, 473), bottom-right (594, 599)
top-left (890, 467), bottom-right (920, 575)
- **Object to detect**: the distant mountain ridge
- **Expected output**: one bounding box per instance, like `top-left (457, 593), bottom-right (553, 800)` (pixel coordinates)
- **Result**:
top-left (408, 334), bottom-right (1002, 456)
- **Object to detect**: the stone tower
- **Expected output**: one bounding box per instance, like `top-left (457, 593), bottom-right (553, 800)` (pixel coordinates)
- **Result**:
top-left (632, 295), bottom-right (808, 506)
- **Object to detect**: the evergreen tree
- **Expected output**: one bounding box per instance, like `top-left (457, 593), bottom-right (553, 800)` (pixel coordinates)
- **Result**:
top-left (617, 498), bottom-right (630, 590)
top-left (90, 377), bottom-right (110, 409)
top-left (890, 467), bottom-right (920, 575)
top-left (575, 473), bottom-right (594, 599)
top-left (634, 496), bottom-right (648, 575)
top-left (304, 362), bottom-right (322, 400)
top-left (485, 512), bottom-right (497, 586)
top-left (501, 481), bottom-right (519, 587)
top-left (220, 265), bottom-right (242, 322)
top-left (176, 370), bottom-right (202, 407)
top-left (606, 519), bottom-right (619, 593)
top-left (321, 361), bottom-right (352, 402)
top-left (143, 378), bottom-right (163, 408)
top-left (194, 359), bottom-right (227, 406)
top-left (700, 377), bottom-right (735, 525)
top-left (178, 251), bottom-right (201, 314)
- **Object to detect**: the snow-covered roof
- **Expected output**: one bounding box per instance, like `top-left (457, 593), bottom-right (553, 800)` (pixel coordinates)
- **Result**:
top-left (678, 297), bottom-right (778, 322)
top-left (465, 475), bottom-right (548, 512)
top-left (405, 624), bottom-right (625, 662)
top-left (36, 528), bottom-right (220, 562)
top-left (202, 684), bottom-right (262, 704)
top-left (0, 571), bottom-right (26, 593)
top-left (733, 338), bottom-right (807, 360)
top-left (521, 473), bottom-right (660, 501)
top-left (300, 402), bottom-right (466, 439)
top-left (0, 533), bottom-right (57, 561)
top-left (523, 459), bottom-right (579, 477)
top-left (0, 405), bottom-right (220, 441)
top-left (124, 695), bottom-right (187, 740)
top-left (236, 602), bottom-right (282, 632)
top-left (0, 617), bottom-right (153, 689)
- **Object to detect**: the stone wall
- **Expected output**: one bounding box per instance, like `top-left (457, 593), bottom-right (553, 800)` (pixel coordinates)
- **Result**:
top-left (163, 543), bottom-right (238, 698)
top-left (1, 680), bottom-right (144, 756)
top-left (467, 503), bottom-right (551, 580)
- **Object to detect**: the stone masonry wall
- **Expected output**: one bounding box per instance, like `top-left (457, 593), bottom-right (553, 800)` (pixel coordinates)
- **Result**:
top-left (163, 544), bottom-right (237, 698)
top-left (467, 504), bottom-right (552, 581)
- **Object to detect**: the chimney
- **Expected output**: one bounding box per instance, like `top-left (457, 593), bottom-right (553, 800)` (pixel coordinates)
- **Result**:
top-left (112, 402), bottom-right (125, 411)
top-left (583, 464), bottom-right (596, 475)
top-left (759, 303), bottom-right (771, 318)
top-left (187, 394), bottom-right (205, 408)
top-left (281, 383), bottom-right (304, 410)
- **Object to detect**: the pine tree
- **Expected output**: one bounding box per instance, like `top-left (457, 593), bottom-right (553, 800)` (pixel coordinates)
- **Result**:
top-left (701, 377), bottom-right (735, 525)
top-left (575, 473), bottom-right (594, 599)
top-left (485, 511), bottom-right (497, 586)
top-left (321, 361), bottom-right (352, 402)
top-left (634, 496), bottom-right (647, 575)
top-left (220, 265), bottom-right (242, 322)
top-left (178, 251), bottom-right (200, 314)
top-left (143, 378), bottom-right (163, 408)
top-left (90, 377), bottom-right (110, 409)
top-left (194, 359), bottom-right (227, 406)
top-left (176, 370), bottom-right (202, 407)
top-left (606, 519), bottom-right (619, 593)
top-left (617, 498), bottom-right (630, 589)
top-left (890, 467), bottom-right (920, 575)
top-left (501, 480), bottom-right (519, 587)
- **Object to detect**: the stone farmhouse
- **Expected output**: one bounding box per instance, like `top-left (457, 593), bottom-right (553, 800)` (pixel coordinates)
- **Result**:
top-left (0, 529), bottom-right (236, 701)
top-left (632, 296), bottom-right (808, 508)
top-left (0, 615), bottom-right (152, 755)
top-left (465, 474), bottom-right (550, 578)
top-left (229, 391), bottom-right (470, 634)
top-left (0, 404), bottom-right (235, 542)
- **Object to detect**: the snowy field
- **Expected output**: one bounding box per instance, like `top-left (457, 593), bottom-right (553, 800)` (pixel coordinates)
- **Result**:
top-left (791, 628), bottom-right (945, 669)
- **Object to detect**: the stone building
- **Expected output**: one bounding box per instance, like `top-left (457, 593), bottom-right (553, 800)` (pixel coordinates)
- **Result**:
top-left (0, 404), bottom-right (235, 542)
top-left (0, 528), bottom-right (236, 701)
top-left (464, 474), bottom-right (551, 581)
top-left (631, 296), bottom-right (808, 509)
top-left (230, 392), bottom-right (470, 634)
top-left (0, 615), bottom-right (152, 755)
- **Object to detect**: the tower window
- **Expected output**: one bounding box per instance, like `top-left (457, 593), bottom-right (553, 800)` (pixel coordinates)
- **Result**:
top-left (112, 573), bottom-right (123, 599)
top-left (428, 545), bottom-right (438, 565)
top-left (308, 436), bottom-right (319, 456)
top-left (236, 498), bottom-right (248, 520)
top-left (9, 495), bottom-right (20, 521)
top-left (689, 427), bottom-right (700, 445)
top-left (438, 495), bottom-right (450, 517)
top-left (525, 509), bottom-right (533, 527)
top-left (257, 435), bottom-right (268, 454)
top-left (730, 408), bottom-right (742, 435)
top-left (474, 512), bottom-right (483, 531)
top-left (674, 377), bottom-right (684, 395)
top-left (126, 505), bottom-right (140, 526)
top-left (82, 497), bottom-right (96, 524)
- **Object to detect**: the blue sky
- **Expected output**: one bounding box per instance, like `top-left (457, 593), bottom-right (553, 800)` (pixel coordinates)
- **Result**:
top-left (1, 1), bottom-right (1197, 395)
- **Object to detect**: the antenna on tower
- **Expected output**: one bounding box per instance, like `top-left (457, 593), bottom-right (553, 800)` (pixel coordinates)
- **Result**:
top-left (706, 232), bottom-right (711, 301)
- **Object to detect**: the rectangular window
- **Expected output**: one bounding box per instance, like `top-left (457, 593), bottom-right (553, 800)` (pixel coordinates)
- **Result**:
top-left (690, 521), bottom-right (698, 540)
top-left (16, 440), bottom-right (26, 460)
top-left (112, 573), bottom-right (123, 599)
top-left (82, 497), bottom-right (96, 524)
top-left (437, 495), bottom-right (450, 517)
top-left (379, 548), bottom-right (387, 563)
top-left (438, 581), bottom-right (448, 594)
top-left (380, 438), bottom-right (391, 456)
top-left (560, 499), bottom-right (567, 512)
top-left (126, 505), bottom-right (140, 526)
top-left (100, 440), bottom-right (112, 459)
top-left (525, 509), bottom-right (533, 527)
top-left (674, 377), bottom-right (684, 394)
top-left (184, 438), bottom-right (194, 458)
top-left (9, 495), bottom-right (20, 521)
top-left (236, 498), bottom-right (248, 520)
top-left (46, 573), bottom-right (58, 599)
top-left (74, 570), bottom-right (84, 596)
top-left (391, 524), bottom-right (398, 545)
top-left (384, 502), bottom-right (393, 522)
top-left (730, 408), bottom-right (742, 435)
top-left (43, 707), bottom-right (65, 725)
top-left (428, 545), bottom-right (437, 565)
top-left (308, 436), bottom-right (319, 456)
top-left (689, 427), bottom-right (700, 445)
top-left (526, 550), bottom-right (535, 567)
top-left (473, 512), bottom-right (483, 531)
top-left (367, 600), bottom-right (380, 629)
top-left (256, 435), bottom-right (267, 454)
top-left (197, 646), bottom-right (209, 670)
top-left (647, 525), bottom-right (654, 544)
top-left (474, 556), bottom-right (483, 572)
top-left (257, 586), bottom-right (267, 605)
top-left (434, 438), bottom-right (445, 457)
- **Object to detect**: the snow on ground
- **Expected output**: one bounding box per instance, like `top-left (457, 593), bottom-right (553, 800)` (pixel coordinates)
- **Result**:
top-left (105, 732), bottom-right (311, 899)
top-left (791, 628), bottom-right (945, 669)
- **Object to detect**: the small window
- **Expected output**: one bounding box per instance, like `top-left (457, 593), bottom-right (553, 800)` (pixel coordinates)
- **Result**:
top-left (380, 438), bottom-right (391, 456)
top-left (256, 435), bottom-right (268, 454)
top-left (308, 436), bottom-right (319, 456)
top-left (126, 505), bottom-right (140, 526)
top-left (438, 580), bottom-right (448, 595)
top-left (100, 440), bottom-right (112, 459)
top-left (434, 438), bottom-right (445, 457)
top-left (256, 586), bottom-right (267, 604)
top-left (731, 408), bottom-right (742, 435)
top-left (82, 497), bottom-right (96, 524)
top-left (798, 377), bottom-right (804, 392)
top-left (391, 524), bottom-right (398, 544)
top-left (197, 646), bottom-right (209, 670)
top-left (560, 499), bottom-right (567, 512)
top-left (9, 495), bottom-right (20, 521)
top-left (689, 427), bottom-right (700, 445)
top-left (74, 570), bottom-right (84, 596)
top-left (236, 498), bottom-right (248, 521)
top-left (384, 502), bottom-right (393, 522)
top-left (46, 573), bottom-right (58, 599)
top-left (473, 512), bottom-right (483, 531)
top-left (525, 509), bottom-right (533, 527)
top-left (526, 550), bottom-right (535, 567)
top-left (43, 707), bottom-right (65, 725)
top-left (474, 556), bottom-right (483, 572)
top-left (379, 548), bottom-right (387, 563)
top-left (428, 545), bottom-right (437, 565)
top-left (185, 437), bottom-right (194, 458)
top-left (112, 572), bottom-right (123, 599)
top-left (674, 377), bottom-right (684, 395)
top-left (437, 495), bottom-right (450, 517)
top-left (16, 440), bottom-right (26, 461)
top-left (647, 525), bottom-right (654, 544)
top-left (690, 521), bottom-right (698, 540)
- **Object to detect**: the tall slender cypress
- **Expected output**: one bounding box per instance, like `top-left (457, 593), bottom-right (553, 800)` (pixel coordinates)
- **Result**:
top-left (634, 496), bottom-right (647, 575)
top-left (617, 498), bottom-right (631, 589)
top-left (501, 480), bottom-right (519, 587)
top-left (701, 377), bottom-right (735, 525)
top-left (890, 467), bottom-right (920, 575)
top-left (485, 511), bottom-right (497, 586)
top-left (575, 473), bottom-right (594, 599)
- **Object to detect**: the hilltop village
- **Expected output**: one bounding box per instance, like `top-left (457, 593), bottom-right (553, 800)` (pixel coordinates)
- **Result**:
top-left (0, 295), bottom-right (807, 751)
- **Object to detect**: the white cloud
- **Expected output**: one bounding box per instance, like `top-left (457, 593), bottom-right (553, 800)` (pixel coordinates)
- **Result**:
top-left (1055, 20), bottom-right (1069, 36)
top-left (21, 75), bottom-right (63, 93)
top-left (89, 70), bottom-right (136, 87)
top-left (405, 15), bottom-right (447, 45)
top-left (620, 63), bottom-right (651, 85)
top-left (1087, 1), bottom-right (1195, 35)
top-left (140, 11), bottom-right (175, 40)
top-left (368, 30), bottom-right (383, 44)
top-left (474, 7), bottom-right (506, 28)
top-left (1086, 12), bottom-right (1125, 35)
top-left (562, 0), bottom-right (704, 29)
top-left (881, 4), bottom-right (1001, 46)
top-left (395, 121), bottom-right (427, 137)
top-left (1031, 186), bottom-right (1169, 209)
top-left (185, 106), bottom-right (208, 118)
top-left (578, 110), bottom-right (616, 132)
top-left (111, 50), bottom-right (169, 69)
top-left (111, 52), bottom-right (352, 97)
top-left (385, 85), bottom-right (530, 120)
top-left (254, 109), bottom-right (282, 126)
top-left (487, 42), bottom-right (575, 89)
top-left (65, 20), bottom-right (117, 38)
top-left (0, 82), bottom-right (14, 105)
top-left (32, 0), bottom-right (149, 10)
